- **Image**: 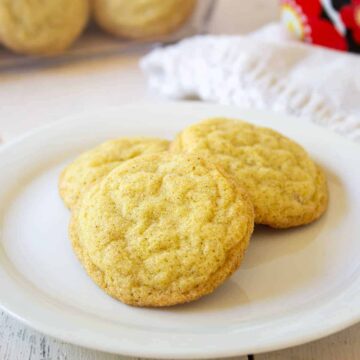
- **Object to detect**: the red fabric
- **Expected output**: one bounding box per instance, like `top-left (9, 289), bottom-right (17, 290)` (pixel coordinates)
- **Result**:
top-left (296, 0), bottom-right (322, 17)
top-left (341, 5), bottom-right (355, 26)
top-left (340, 2), bottom-right (360, 45)
top-left (308, 18), bottom-right (348, 50)
top-left (295, 0), bottom-right (347, 50)
top-left (282, 0), bottom-right (360, 52)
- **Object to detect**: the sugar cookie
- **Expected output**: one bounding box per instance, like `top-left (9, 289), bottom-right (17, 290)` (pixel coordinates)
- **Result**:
top-left (70, 152), bottom-right (254, 306)
top-left (171, 118), bottom-right (328, 228)
top-left (92, 0), bottom-right (196, 39)
top-left (0, 0), bottom-right (89, 55)
top-left (59, 137), bottom-right (169, 209)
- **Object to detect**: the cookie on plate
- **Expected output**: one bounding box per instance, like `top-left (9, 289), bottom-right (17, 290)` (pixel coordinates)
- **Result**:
top-left (171, 118), bottom-right (328, 228)
top-left (59, 137), bottom-right (169, 210)
top-left (92, 0), bottom-right (196, 40)
top-left (0, 0), bottom-right (89, 55)
top-left (70, 152), bottom-right (254, 307)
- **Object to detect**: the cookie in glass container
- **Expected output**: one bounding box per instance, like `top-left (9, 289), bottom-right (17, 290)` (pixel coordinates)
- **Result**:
top-left (0, 0), bottom-right (89, 55)
top-left (92, 0), bottom-right (196, 40)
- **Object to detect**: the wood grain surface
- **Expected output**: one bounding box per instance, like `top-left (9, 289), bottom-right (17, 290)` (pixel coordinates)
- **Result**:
top-left (257, 323), bottom-right (360, 360)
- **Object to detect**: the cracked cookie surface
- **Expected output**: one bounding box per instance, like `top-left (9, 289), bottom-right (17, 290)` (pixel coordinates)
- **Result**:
top-left (59, 137), bottom-right (169, 210)
top-left (171, 118), bottom-right (328, 228)
top-left (92, 0), bottom-right (196, 39)
top-left (0, 0), bottom-right (89, 55)
top-left (70, 152), bottom-right (254, 307)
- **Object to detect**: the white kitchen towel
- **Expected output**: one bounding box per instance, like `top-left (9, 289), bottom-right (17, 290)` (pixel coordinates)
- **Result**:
top-left (141, 23), bottom-right (360, 142)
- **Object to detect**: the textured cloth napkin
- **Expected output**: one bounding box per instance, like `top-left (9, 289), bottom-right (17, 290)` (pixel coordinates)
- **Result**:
top-left (141, 24), bottom-right (360, 142)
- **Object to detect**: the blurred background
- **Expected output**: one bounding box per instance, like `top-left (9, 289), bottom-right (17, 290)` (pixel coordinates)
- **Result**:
top-left (0, 0), bottom-right (279, 139)
top-left (1, 0), bottom-right (359, 139)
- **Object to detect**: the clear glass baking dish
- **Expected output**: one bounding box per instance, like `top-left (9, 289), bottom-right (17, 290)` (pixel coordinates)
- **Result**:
top-left (0, 0), bottom-right (216, 71)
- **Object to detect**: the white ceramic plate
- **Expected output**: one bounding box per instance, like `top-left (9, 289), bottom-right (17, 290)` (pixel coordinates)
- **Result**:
top-left (0, 102), bottom-right (359, 359)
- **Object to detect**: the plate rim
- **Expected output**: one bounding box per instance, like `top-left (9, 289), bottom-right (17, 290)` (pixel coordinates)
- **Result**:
top-left (0, 101), bottom-right (360, 358)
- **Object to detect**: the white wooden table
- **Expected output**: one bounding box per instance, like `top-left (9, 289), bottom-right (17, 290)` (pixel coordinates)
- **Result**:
top-left (0, 1), bottom-right (359, 359)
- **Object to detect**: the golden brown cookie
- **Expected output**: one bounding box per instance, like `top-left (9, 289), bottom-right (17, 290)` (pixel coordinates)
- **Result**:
top-left (92, 0), bottom-right (196, 40)
top-left (171, 118), bottom-right (328, 228)
top-left (59, 137), bottom-right (169, 210)
top-left (70, 152), bottom-right (254, 307)
top-left (0, 0), bottom-right (89, 55)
